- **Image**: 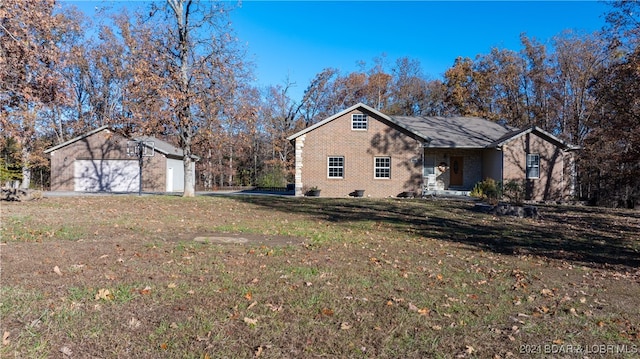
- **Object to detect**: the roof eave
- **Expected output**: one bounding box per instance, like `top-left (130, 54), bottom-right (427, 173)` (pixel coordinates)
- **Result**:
top-left (44, 125), bottom-right (111, 154)
top-left (286, 103), bottom-right (395, 141)
top-left (424, 145), bottom-right (488, 149)
top-left (487, 126), bottom-right (577, 150)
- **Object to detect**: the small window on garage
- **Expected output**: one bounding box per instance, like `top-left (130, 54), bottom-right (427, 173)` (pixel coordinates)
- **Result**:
top-left (374, 156), bottom-right (391, 179)
top-left (328, 156), bottom-right (344, 178)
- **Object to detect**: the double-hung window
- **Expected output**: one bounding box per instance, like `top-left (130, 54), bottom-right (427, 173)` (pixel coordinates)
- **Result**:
top-left (423, 155), bottom-right (435, 176)
top-left (328, 156), bottom-right (344, 178)
top-left (374, 157), bottom-right (391, 179)
top-left (526, 154), bottom-right (540, 179)
top-left (351, 114), bottom-right (368, 130)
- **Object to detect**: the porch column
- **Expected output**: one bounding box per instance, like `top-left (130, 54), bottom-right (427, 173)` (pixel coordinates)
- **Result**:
top-left (294, 135), bottom-right (305, 196)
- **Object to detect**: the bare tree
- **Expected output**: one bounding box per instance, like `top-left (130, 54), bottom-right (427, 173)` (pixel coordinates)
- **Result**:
top-left (1, 0), bottom-right (80, 188)
top-left (118, 0), bottom-right (247, 196)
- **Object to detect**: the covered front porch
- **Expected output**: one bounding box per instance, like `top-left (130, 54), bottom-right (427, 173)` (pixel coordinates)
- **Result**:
top-left (421, 148), bottom-right (501, 196)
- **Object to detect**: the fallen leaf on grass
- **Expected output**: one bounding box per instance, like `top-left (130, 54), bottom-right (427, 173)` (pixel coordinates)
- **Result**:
top-left (167, 283), bottom-right (177, 289)
top-left (466, 345), bottom-right (475, 354)
top-left (538, 306), bottom-right (549, 314)
top-left (140, 286), bottom-right (152, 295)
top-left (408, 303), bottom-right (419, 312)
top-left (340, 322), bottom-right (352, 330)
top-left (54, 266), bottom-right (62, 276)
top-left (541, 288), bottom-right (554, 297)
top-left (95, 288), bottom-right (114, 301)
top-left (244, 317), bottom-right (258, 326)
top-left (60, 346), bottom-right (72, 356)
top-left (247, 301), bottom-right (258, 310)
top-left (128, 317), bottom-right (141, 329)
top-left (255, 346), bottom-right (263, 357)
top-left (418, 308), bottom-right (431, 316)
top-left (321, 308), bottom-right (334, 317)
top-left (3, 331), bottom-right (9, 346)
top-left (266, 303), bottom-right (282, 312)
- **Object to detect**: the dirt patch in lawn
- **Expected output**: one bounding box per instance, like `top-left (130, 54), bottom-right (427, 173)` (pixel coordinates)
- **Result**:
top-left (190, 232), bottom-right (304, 245)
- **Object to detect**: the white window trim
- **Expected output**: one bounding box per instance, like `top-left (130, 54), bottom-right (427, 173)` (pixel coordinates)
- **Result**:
top-left (328, 156), bottom-right (344, 179)
top-left (374, 156), bottom-right (391, 179)
top-left (351, 114), bottom-right (368, 130)
top-left (526, 153), bottom-right (540, 179)
top-left (423, 155), bottom-right (435, 176)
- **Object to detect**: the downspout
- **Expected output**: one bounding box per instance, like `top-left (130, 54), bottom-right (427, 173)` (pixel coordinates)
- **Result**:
top-left (497, 146), bottom-right (504, 190)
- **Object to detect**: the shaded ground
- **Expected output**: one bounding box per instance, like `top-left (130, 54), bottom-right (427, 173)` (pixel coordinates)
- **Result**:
top-left (1, 195), bottom-right (639, 358)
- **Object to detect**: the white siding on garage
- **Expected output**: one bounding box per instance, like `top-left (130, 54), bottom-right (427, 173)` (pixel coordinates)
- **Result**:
top-left (74, 160), bottom-right (139, 192)
top-left (166, 158), bottom-right (184, 191)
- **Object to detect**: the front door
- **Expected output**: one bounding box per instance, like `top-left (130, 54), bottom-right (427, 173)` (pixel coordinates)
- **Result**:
top-left (450, 156), bottom-right (463, 186)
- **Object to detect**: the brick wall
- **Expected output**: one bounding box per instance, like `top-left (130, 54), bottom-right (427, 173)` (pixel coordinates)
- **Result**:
top-left (502, 132), bottom-right (566, 201)
top-left (296, 109), bottom-right (423, 198)
top-left (49, 129), bottom-right (167, 192)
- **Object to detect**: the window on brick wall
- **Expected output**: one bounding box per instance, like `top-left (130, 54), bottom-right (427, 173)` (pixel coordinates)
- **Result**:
top-left (351, 114), bottom-right (368, 130)
top-left (374, 156), bottom-right (391, 179)
top-left (526, 153), bottom-right (540, 179)
top-left (328, 156), bottom-right (344, 178)
top-left (423, 155), bottom-right (435, 176)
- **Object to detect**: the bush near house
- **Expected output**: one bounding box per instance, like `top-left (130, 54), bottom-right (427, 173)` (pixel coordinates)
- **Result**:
top-left (470, 178), bottom-right (501, 204)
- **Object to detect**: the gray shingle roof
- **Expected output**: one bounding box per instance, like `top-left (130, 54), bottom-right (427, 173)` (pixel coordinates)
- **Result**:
top-left (286, 103), bottom-right (577, 151)
top-left (135, 136), bottom-right (201, 161)
top-left (390, 115), bottom-right (515, 148)
top-left (44, 126), bottom-right (199, 160)
top-left (135, 136), bottom-right (183, 158)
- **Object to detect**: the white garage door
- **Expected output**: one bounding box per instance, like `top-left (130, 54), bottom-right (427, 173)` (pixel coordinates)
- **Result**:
top-left (74, 160), bottom-right (139, 192)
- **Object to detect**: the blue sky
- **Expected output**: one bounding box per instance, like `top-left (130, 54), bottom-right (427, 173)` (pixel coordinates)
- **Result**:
top-left (231, 1), bottom-right (609, 100)
top-left (65, 1), bottom-right (610, 102)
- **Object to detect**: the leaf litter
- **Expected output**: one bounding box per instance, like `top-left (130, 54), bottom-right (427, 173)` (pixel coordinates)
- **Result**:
top-left (0, 196), bottom-right (638, 357)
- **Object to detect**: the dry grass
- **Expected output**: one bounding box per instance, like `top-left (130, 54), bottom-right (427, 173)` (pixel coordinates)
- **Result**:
top-left (1, 195), bottom-right (639, 358)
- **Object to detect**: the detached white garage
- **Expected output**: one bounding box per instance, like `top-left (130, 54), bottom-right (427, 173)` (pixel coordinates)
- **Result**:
top-left (45, 126), bottom-right (197, 193)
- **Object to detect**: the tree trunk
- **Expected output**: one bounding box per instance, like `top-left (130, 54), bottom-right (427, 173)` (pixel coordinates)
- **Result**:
top-left (20, 145), bottom-right (31, 190)
top-left (183, 153), bottom-right (195, 197)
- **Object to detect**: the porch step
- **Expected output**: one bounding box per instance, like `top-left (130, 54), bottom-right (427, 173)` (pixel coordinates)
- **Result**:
top-left (423, 189), bottom-right (471, 197)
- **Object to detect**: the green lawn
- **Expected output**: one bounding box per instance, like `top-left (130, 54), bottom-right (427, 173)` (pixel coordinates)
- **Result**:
top-left (1, 196), bottom-right (638, 358)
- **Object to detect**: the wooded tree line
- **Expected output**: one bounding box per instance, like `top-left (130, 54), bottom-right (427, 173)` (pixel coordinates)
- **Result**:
top-left (1, 0), bottom-right (638, 207)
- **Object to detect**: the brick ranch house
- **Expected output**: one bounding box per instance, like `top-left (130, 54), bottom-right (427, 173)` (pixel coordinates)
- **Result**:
top-left (44, 126), bottom-right (195, 192)
top-left (287, 103), bottom-right (579, 201)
